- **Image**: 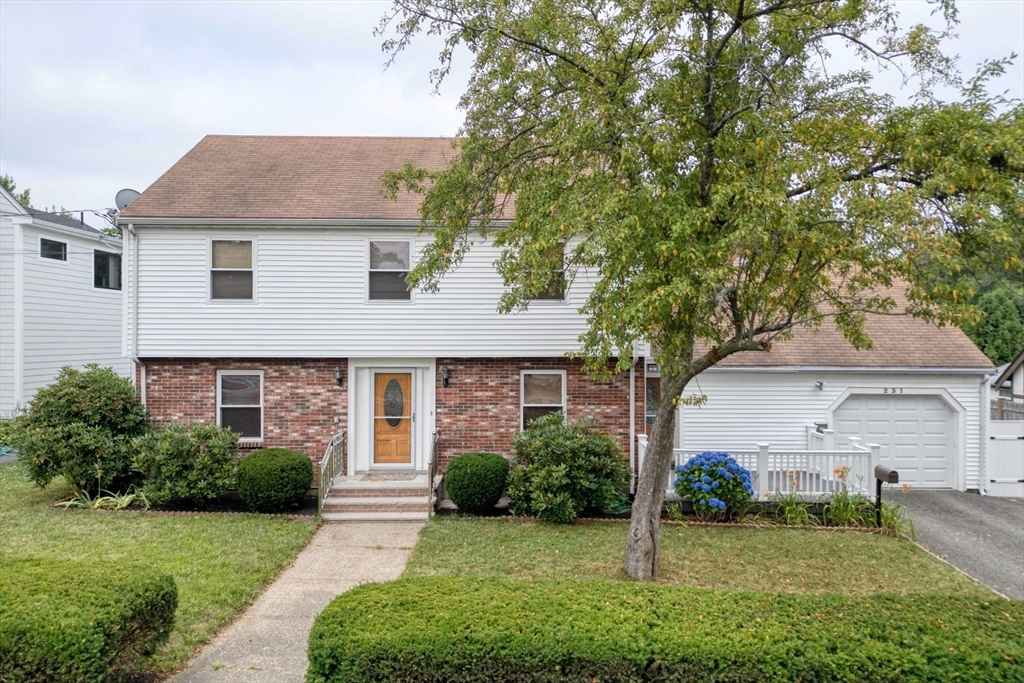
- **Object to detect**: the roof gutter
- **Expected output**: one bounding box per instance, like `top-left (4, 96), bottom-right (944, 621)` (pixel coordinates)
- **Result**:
top-left (12, 215), bottom-right (120, 244)
top-left (704, 365), bottom-right (994, 374)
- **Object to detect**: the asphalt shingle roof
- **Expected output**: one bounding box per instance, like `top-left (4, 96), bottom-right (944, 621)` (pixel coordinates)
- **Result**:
top-left (119, 135), bottom-right (461, 220)
top-left (26, 207), bottom-right (101, 234)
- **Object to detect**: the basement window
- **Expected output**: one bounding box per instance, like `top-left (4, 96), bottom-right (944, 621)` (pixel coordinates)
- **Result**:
top-left (217, 371), bottom-right (263, 441)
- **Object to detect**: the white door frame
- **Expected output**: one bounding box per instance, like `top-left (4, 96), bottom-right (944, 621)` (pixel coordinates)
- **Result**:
top-left (826, 387), bottom-right (966, 490)
top-left (347, 358), bottom-right (436, 474)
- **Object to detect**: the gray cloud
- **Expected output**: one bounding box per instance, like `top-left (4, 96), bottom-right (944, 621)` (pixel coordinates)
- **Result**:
top-left (1, 0), bottom-right (1020, 227)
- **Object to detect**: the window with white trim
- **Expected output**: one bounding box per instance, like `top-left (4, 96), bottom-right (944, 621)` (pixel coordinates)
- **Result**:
top-left (530, 243), bottom-right (566, 301)
top-left (211, 240), bottom-right (253, 300)
top-left (40, 238), bottom-right (67, 261)
top-left (368, 240), bottom-right (411, 300)
top-left (520, 370), bottom-right (566, 428)
top-left (217, 371), bottom-right (263, 440)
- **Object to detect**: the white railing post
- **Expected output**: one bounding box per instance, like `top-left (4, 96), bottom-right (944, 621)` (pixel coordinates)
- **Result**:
top-left (822, 429), bottom-right (835, 451)
top-left (756, 443), bottom-right (770, 501)
top-left (868, 443), bottom-right (881, 484)
top-left (634, 434), bottom-right (648, 495)
top-left (806, 425), bottom-right (818, 449)
top-left (847, 436), bottom-right (863, 451)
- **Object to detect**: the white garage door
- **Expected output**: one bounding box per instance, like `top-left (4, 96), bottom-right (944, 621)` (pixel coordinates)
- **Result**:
top-left (834, 394), bottom-right (956, 488)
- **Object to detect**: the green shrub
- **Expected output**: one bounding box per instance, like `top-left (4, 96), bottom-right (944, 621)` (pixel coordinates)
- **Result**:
top-left (133, 423), bottom-right (239, 504)
top-left (12, 365), bottom-right (149, 494)
top-left (236, 448), bottom-right (312, 512)
top-left (307, 576), bottom-right (1024, 683)
top-left (445, 452), bottom-right (509, 513)
top-left (0, 418), bottom-right (20, 448)
top-left (0, 557), bottom-right (177, 683)
top-left (508, 412), bottom-right (629, 522)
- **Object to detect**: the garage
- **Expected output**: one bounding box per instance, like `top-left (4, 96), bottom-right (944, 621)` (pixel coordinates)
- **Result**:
top-left (833, 394), bottom-right (957, 488)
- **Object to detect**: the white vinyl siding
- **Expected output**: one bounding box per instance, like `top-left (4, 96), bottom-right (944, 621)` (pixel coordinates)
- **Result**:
top-left (676, 370), bottom-right (985, 491)
top-left (135, 227), bottom-right (592, 357)
top-left (1, 223), bottom-right (129, 412)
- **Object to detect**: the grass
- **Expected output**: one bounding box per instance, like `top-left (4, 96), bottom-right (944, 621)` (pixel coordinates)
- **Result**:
top-left (404, 516), bottom-right (990, 596)
top-left (0, 460), bottom-right (319, 676)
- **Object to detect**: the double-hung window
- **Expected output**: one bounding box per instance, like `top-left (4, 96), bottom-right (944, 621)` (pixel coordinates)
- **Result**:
top-left (531, 243), bottom-right (566, 301)
top-left (217, 371), bottom-right (263, 440)
top-left (211, 240), bottom-right (253, 300)
top-left (520, 370), bottom-right (566, 428)
top-left (368, 240), bottom-right (411, 301)
top-left (94, 250), bottom-right (121, 290)
top-left (40, 238), bottom-right (67, 261)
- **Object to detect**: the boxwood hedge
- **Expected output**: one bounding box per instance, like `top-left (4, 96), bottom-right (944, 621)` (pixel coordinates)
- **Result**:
top-left (307, 577), bottom-right (1023, 683)
top-left (445, 452), bottom-right (509, 513)
top-left (0, 558), bottom-right (177, 683)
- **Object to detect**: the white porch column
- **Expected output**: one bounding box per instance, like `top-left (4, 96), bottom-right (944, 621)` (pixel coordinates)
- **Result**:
top-left (756, 443), bottom-right (770, 500)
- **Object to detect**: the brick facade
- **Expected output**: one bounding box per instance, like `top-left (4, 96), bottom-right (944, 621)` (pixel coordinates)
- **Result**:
top-left (139, 356), bottom-right (646, 480)
top-left (139, 359), bottom-right (347, 473)
top-left (434, 357), bottom-right (646, 471)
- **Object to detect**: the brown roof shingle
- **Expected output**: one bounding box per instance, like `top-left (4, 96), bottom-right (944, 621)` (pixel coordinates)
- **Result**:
top-left (120, 135), bottom-right (460, 220)
top-left (710, 286), bottom-right (992, 369)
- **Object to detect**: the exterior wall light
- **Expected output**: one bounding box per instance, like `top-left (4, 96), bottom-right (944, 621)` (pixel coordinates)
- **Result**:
top-left (440, 365), bottom-right (450, 388)
top-left (334, 366), bottom-right (345, 387)
top-left (815, 381), bottom-right (825, 391)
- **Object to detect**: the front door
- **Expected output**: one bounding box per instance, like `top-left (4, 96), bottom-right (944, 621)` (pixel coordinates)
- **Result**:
top-left (373, 372), bottom-right (412, 465)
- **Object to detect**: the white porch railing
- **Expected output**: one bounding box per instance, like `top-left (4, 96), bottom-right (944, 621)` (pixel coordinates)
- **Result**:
top-left (635, 430), bottom-right (879, 502)
top-left (317, 429), bottom-right (347, 516)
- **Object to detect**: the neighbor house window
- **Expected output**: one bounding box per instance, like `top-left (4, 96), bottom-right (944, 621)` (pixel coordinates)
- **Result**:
top-left (217, 371), bottom-right (263, 440)
top-left (94, 250), bottom-right (121, 290)
top-left (531, 243), bottom-right (566, 300)
top-left (40, 238), bottom-right (67, 261)
top-left (368, 240), bottom-right (411, 300)
top-left (211, 240), bottom-right (253, 300)
top-left (521, 370), bottom-right (566, 428)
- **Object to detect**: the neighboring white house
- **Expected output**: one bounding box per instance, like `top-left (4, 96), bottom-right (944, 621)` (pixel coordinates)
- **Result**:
top-left (0, 186), bottom-right (129, 415)
top-left (990, 349), bottom-right (1024, 401)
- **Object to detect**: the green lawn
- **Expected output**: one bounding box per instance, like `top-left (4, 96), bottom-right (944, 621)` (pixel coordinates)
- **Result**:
top-left (404, 516), bottom-right (990, 596)
top-left (0, 460), bottom-right (319, 676)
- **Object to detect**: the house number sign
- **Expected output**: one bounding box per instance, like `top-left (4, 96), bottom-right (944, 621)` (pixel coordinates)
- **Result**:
top-left (882, 388), bottom-right (904, 394)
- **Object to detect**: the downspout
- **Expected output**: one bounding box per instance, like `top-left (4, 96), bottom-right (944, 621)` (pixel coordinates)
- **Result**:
top-left (629, 351), bottom-right (638, 480)
top-left (126, 223), bottom-right (144, 404)
top-left (12, 220), bottom-right (23, 410)
top-left (979, 375), bottom-right (988, 495)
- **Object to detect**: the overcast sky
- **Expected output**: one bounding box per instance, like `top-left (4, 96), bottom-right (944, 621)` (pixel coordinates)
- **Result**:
top-left (1, 0), bottom-right (1021, 228)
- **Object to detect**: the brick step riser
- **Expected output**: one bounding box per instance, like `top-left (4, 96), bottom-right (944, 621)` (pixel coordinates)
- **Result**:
top-left (331, 488), bottom-right (429, 499)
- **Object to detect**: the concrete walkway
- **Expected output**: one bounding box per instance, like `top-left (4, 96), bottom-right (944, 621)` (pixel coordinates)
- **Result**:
top-left (902, 490), bottom-right (1024, 600)
top-left (169, 522), bottom-right (424, 683)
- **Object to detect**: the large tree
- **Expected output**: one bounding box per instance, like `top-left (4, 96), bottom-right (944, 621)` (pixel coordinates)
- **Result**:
top-left (378, 0), bottom-right (1023, 579)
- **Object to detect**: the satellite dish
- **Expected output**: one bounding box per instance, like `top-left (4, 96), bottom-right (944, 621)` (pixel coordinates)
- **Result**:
top-left (115, 188), bottom-right (140, 211)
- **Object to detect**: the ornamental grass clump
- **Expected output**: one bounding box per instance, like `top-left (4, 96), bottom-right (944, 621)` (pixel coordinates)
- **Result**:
top-left (674, 452), bottom-right (753, 521)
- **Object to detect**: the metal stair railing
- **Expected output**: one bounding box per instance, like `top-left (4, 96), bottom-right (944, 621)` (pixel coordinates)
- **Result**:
top-left (318, 428), bottom-right (347, 516)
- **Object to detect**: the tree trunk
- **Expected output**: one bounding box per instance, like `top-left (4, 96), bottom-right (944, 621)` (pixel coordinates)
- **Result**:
top-left (624, 371), bottom-right (687, 581)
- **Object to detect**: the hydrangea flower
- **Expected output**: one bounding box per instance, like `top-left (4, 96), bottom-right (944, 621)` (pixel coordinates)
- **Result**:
top-left (674, 451), bottom-right (753, 521)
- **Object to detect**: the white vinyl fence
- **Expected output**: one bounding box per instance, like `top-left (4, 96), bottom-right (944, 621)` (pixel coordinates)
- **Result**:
top-left (988, 420), bottom-right (1024, 498)
top-left (634, 427), bottom-right (880, 502)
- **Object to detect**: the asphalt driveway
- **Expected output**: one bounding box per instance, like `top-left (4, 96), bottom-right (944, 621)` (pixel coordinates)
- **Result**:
top-left (900, 489), bottom-right (1024, 600)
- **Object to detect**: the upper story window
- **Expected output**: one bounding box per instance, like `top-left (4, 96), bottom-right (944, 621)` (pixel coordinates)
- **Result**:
top-left (40, 238), bottom-right (67, 261)
top-left (211, 240), bottom-right (253, 300)
top-left (521, 370), bottom-right (566, 429)
top-left (94, 250), bottom-right (121, 290)
top-left (217, 370), bottom-right (263, 441)
top-left (531, 244), bottom-right (566, 301)
top-left (368, 240), bottom-right (411, 301)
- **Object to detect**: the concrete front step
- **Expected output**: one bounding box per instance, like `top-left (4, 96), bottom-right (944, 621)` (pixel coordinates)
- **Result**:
top-left (321, 511), bottom-right (429, 522)
top-left (331, 486), bottom-right (427, 498)
top-left (322, 496), bottom-right (430, 515)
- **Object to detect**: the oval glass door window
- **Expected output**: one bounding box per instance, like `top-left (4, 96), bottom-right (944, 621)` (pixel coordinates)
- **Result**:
top-left (384, 379), bottom-right (404, 427)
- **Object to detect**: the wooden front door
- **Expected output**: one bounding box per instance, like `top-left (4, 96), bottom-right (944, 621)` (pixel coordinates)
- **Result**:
top-left (373, 372), bottom-right (412, 465)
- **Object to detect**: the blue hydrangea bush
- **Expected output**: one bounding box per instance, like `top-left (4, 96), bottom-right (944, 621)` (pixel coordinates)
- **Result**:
top-left (674, 452), bottom-right (754, 521)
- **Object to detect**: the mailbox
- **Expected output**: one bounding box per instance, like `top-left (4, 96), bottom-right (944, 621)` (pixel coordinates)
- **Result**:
top-left (874, 465), bottom-right (899, 484)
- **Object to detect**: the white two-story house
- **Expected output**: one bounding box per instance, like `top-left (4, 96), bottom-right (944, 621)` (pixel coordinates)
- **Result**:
top-left (118, 135), bottom-right (993, 518)
top-left (1, 186), bottom-right (128, 415)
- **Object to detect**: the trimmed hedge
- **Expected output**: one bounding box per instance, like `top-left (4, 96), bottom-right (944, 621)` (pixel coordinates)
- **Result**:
top-left (0, 558), bottom-right (177, 683)
top-left (236, 447), bottom-right (312, 512)
top-left (307, 577), bottom-right (1024, 683)
top-left (445, 452), bottom-right (509, 513)
top-left (133, 422), bottom-right (240, 504)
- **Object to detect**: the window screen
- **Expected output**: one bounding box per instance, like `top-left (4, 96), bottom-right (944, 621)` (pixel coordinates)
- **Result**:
top-left (211, 240), bottom-right (253, 300)
top-left (369, 240), bottom-right (411, 300)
